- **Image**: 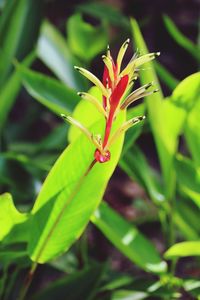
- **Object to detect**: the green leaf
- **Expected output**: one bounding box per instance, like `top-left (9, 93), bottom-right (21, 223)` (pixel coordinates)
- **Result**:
top-left (174, 155), bottom-right (200, 208)
top-left (184, 100), bottom-right (200, 166)
top-left (131, 18), bottom-right (185, 199)
top-left (67, 13), bottom-right (108, 62)
top-left (0, 0), bottom-right (43, 87)
top-left (0, 193), bottom-right (28, 243)
top-left (171, 72), bottom-right (200, 165)
top-left (183, 279), bottom-right (200, 298)
top-left (91, 202), bottom-right (167, 274)
top-left (0, 250), bottom-right (28, 266)
top-left (154, 61), bottom-right (179, 90)
top-left (32, 264), bottom-right (104, 300)
top-left (37, 21), bottom-right (87, 91)
top-left (18, 64), bottom-right (80, 116)
top-left (171, 72), bottom-right (200, 111)
top-left (165, 241), bottom-right (200, 258)
top-left (28, 110), bottom-right (125, 263)
top-left (0, 52), bottom-right (35, 133)
top-left (76, 3), bottom-right (129, 29)
top-left (174, 199), bottom-right (200, 240)
top-left (111, 290), bottom-right (148, 300)
top-left (163, 15), bottom-right (200, 62)
top-left (120, 145), bottom-right (164, 205)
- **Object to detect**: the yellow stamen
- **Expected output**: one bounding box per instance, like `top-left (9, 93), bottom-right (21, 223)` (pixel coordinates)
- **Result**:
top-left (120, 82), bottom-right (153, 109)
top-left (104, 116), bottom-right (145, 150)
top-left (74, 66), bottom-right (109, 97)
top-left (102, 55), bottom-right (114, 82)
top-left (134, 52), bottom-right (160, 67)
top-left (61, 114), bottom-right (102, 151)
top-left (78, 92), bottom-right (107, 118)
top-left (107, 45), bottom-right (111, 58)
top-left (120, 52), bottom-right (160, 76)
top-left (116, 38), bottom-right (130, 74)
top-left (121, 89), bottom-right (158, 110)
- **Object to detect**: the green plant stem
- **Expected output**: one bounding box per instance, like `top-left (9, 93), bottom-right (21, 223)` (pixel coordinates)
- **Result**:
top-left (0, 266), bottom-right (8, 300)
top-left (168, 198), bottom-right (175, 247)
top-left (17, 262), bottom-right (37, 300)
top-left (159, 208), bottom-right (168, 241)
top-left (168, 197), bottom-right (177, 276)
top-left (77, 230), bottom-right (89, 269)
top-left (3, 267), bottom-right (20, 300)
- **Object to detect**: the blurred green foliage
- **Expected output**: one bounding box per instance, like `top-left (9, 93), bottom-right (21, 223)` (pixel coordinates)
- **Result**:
top-left (0, 1), bottom-right (200, 300)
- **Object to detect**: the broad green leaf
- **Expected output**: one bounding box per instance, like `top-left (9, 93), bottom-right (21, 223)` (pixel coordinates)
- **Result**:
top-left (105, 277), bottom-right (180, 299)
top-left (100, 273), bottom-right (134, 292)
top-left (0, 0), bottom-right (6, 10)
top-left (67, 13), bottom-right (108, 62)
top-left (91, 202), bottom-right (167, 274)
top-left (174, 155), bottom-right (200, 208)
top-left (183, 279), bottom-right (200, 298)
top-left (9, 124), bottom-right (68, 155)
top-left (171, 72), bottom-right (200, 165)
top-left (49, 250), bottom-right (78, 273)
top-left (163, 15), bottom-right (200, 62)
top-left (32, 264), bottom-right (104, 300)
top-left (0, 250), bottom-right (28, 266)
top-left (154, 61), bottom-right (179, 90)
top-left (28, 110), bottom-right (125, 263)
top-left (171, 72), bottom-right (200, 111)
top-left (120, 145), bottom-right (164, 204)
top-left (76, 3), bottom-right (129, 29)
top-left (0, 0), bottom-right (42, 87)
top-left (174, 199), bottom-right (200, 240)
top-left (184, 96), bottom-right (200, 166)
top-left (0, 52), bottom-right (35, 133)
top-left (37, 21), bottom-right (87, 91)
top-left (18, 64), bottom-right (80, 116)
top-left (131, 18), bottom-right (187, 200)
top-left (0, 193), bottom-right (28, 243)
top-left (165, 241), bottom-right (200, 258)
top-left (111, 290), bottom-right (148, 300)
top-left (184, 111), bottom-right (200, 166)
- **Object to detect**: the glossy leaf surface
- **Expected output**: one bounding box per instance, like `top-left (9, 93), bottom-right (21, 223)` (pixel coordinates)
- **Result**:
top-left (28, 110), bottom-right (125, 263)
top-left (18, 64), bottom-right (80, 116)
top-left (91, 202), bottom-right (167, 274)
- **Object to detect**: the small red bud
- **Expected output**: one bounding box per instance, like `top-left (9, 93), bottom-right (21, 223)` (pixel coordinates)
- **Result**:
top-left (94, 149), bottom-right (111, 163)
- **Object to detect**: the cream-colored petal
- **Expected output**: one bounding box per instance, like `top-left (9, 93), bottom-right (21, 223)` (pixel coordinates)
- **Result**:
top-left (78, 92), bottom-right (107, 118)
top-left (74, 66), bottom-right (109, 97)
top-left (116, 38), bottom-right (130, 74)
top-left (104, 116), bottom-right (145, 150)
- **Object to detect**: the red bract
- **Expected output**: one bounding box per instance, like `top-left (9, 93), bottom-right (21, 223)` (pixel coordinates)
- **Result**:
top-left (103, 74), bottom-right (129, 148)
top-left (63, 39), bottom-right (160, 164)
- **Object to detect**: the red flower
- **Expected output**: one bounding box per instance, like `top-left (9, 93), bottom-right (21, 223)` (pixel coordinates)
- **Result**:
top-left (62, 39), bottom-right (160, 163)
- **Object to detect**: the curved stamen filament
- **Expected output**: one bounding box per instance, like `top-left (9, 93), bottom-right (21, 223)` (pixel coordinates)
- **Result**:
top-left (78, 92), bottom-right (107, 118)
top-left (102, 55), bottom-right (114, 82)
top-left (120, 52), bottom-right (160, 76)
top-left (104, 116), bottom-right (145, 151)
top-left (61, 114), bottom-right (102, 151)
top-left (134, 52), bottom-right (160, 67)
top-left (120, 82), bottom-right (153, 109)
top-left (74, 66), bottom-right (109, 97)
top-left (121, 89), bottom-right (158, 110)
top-left (116, 38), bottom-right (130, 74)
